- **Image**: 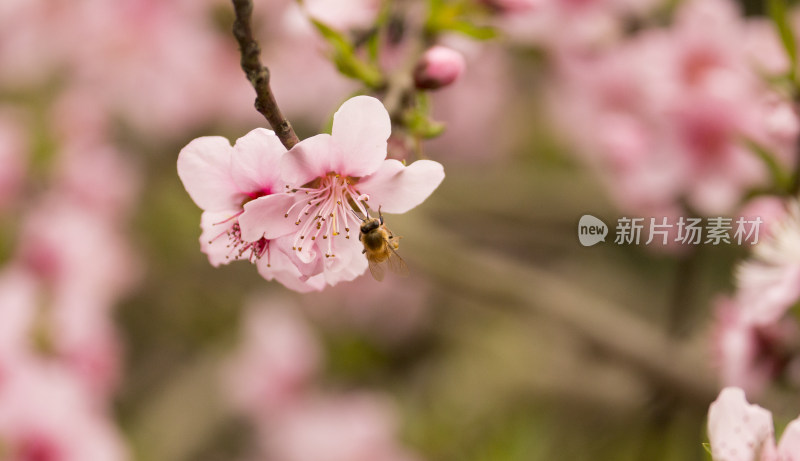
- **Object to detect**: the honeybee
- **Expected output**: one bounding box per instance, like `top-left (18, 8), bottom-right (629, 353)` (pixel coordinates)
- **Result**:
top-left (358, 206), bottom-right (409, 281)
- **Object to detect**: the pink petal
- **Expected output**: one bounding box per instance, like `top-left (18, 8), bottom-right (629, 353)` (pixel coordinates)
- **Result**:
top-left (357, 159), bottom-right (444, 214)
top-left (231, 128), bottom-right (286, 196)
top-left (778, 419), bottom-right (800, 461)
top-left (323, 240), bottom-right (368, 286)
top-left (708, 387), bottom-right (775, 461)
top-left (282, 134), bottom-right (336, 186)
top-left (177, 136), bottom-right (240, 211)
top-left (738, 263), bottom-right (800, 326)
top-left (255, 239), bottom-right (326, 293)
top-left (239, 194), bottom-right (299, 242)
top-left (199, 211), bottom-right (239, 267)
top-left (331, 95), bottom-right (391, 177)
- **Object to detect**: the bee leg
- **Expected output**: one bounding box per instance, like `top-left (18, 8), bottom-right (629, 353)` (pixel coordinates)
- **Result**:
top-left (362, 249), bottom-right (366, 254)
top-left (378, 205), bottom-right (383, 225)
top-left (358, 233), bottom-right (362, 241)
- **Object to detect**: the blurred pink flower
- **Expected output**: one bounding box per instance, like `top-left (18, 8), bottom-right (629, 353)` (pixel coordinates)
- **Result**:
top-left (737, 197), bottom-right (788, 239)
top-left (0, 264), bottom-right (124, 401)
top-left (494, 0), bottom-right (660, 53)
top-left (550, 0), bottom-right (797, 216)
top-left (300, 274), bottom-right (430, 345)
top-left (262, 393), bottom-right (419, 461)
top-left (413, 46), bottom-right (467, 90)
top-left (178, 128), bottom-right (327, 292)
top-left (53, 141), bottom-right (140, 223)
top-left (0, 267), bottom-right (39, 365)
top-left (711, 297), bottom-right (794, 397)
top-left (18, 200), bottom-right (139, 310)
top-left (225, 302), bottom-right (321, 421)
top-left (300, 0), bottom-right (380, 31)
top-left (0, 362), bottom-right (129, 461)
top-left (426, 40), bottom-right (514, 163)
top-left (240, 96), bottom-right (444, 286)
top-left (736, 202), bottom-right (800, 326)
top-left (707, 387), bottom-right (800, 461)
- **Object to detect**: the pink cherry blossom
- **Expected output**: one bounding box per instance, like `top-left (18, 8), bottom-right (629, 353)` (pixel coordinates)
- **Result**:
top-left (261, 393), bottom-right (420, 461)
top-left (707, 387), bottom-right (800, 461)
top-left (708, 387), bottom-right (775, 461)
top-left (224, 301), bottom-right (321, 420)
top-left (299, 0), bottom-right (380, 31)
top-left (239, 96), bottom-right (444, 286)
top-left (178, 128), bottom-right (329, 292)
top-left (549, 0), bottom-right (797, 217)
top-left (493, 0), bottom-right (660, 54)
top-left (736, 201), bottom-right (800, 326)
top-left (0, 362), bottom-right (129, 461)
top-left (300, 274), bottom-right (430, 345)
top-left (18, 199), bottom-right (139, 311)
top-left (711, 297), bottom-right (795, 397)
top-left (426, 40), bottom-right (514, 163)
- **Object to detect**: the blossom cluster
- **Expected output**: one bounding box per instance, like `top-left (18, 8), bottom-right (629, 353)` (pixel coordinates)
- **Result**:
top-left (178, 96), bottom-right (445, 292)
top-left (549, 0), bottom-right (798, 218)
top-left (712, 198), bottom-right (800, 396)
top-left (0, 104), bottom-right (138, 461)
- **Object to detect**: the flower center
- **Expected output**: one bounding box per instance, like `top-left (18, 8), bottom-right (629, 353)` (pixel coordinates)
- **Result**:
top-left (208, 215), bottom-right (273, 266)
top-left (284, 173), bottom-right (367, 258)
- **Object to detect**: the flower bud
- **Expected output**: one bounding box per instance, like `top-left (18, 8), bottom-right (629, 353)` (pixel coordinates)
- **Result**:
top-left (413, 46), bottom-right (466, 90)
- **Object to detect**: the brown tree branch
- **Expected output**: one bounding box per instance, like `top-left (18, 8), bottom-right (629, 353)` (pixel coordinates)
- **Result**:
top-left (231, 0), bottom-right (299, 149)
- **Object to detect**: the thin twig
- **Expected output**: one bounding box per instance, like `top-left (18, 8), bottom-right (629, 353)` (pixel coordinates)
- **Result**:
top-left (231, 0), bottom-right (299, 149)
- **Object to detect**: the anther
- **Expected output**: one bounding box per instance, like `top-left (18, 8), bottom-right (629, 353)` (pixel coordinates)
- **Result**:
top-left (323, 235), bottom-right (328, 239)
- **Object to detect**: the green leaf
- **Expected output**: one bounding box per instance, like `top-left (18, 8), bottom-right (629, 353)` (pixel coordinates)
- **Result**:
top-left (426, 0), bottom-right (496, 40)
top-left (446, 20), bottom-right (496, 40)
top-left (768, 0), bottom-right (798, 83)
top-left (743, 137), bottom-right (792, 192)
top-left (309, 18), bottom-right (385, 88)
top-left (403, 95), bottom-right (446, 139)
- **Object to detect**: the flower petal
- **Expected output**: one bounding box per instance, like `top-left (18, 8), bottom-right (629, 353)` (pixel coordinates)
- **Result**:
top-left (255, 238), bottom-right (326, 293)
top-left (778, 419), bottom-right (800, 461)
top-left (282, 134), bottom-right (335, 186)
top-left (708, 387), bottom-right (775, 461)
top-left (239, 194), bottom-right (299, 242)
top-left (357, 159), bottom-right (445, 214)
top-left (177, 136), bottom-right (240, 211)
top-left (331, 95), bottom-right (391, 177)
top-left (231, 128), bottom-right (286, 196)
top-left (323, 237), bottom-right (368, 285)
top-left (199, 210), bottom-right (240, 267)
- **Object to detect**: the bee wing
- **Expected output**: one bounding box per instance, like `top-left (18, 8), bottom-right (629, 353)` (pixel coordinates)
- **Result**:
top-left (368, 258), bottom-right (386, 281)
top-left (386, 247), bottom-right (409, 277)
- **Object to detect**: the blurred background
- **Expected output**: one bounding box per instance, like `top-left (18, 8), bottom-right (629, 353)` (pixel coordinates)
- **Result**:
top-left (0, 0), bottom-right (797, 460)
